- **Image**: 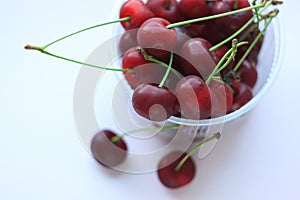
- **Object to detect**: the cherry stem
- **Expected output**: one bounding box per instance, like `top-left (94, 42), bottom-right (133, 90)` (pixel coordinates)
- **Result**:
top-left (24, 45), bottom-right (134, 72)
top-left (110, 124), bottom-right (181, 143)
top-left (164, 0), bottom-right (171, 10)
top-left (252, 0), bottom-right (260, 23)
top-left (166, 0), bottom-right (269, 29)
top-left (233, 10), bottom-right (278, 72)
top-left (138, 47), bottom-right (182, 78)
top-left (209, 1), bottom-right (272, 52)
top-left (234, 0), bottom-right (239, 10)
top-left (42, 17), bottom-right (131, 49)
top-left (206, 41), bottom-right (248, 85)
top-left (159, 52), bottom-right (174, 88)
top-left (209, 16), bottom-right (255, 52)
top-left (175, 132), bottom-right (221, 172)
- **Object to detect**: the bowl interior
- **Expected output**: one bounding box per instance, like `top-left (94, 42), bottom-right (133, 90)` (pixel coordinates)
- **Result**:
top-left (110, 0), bottom-right (284, 127)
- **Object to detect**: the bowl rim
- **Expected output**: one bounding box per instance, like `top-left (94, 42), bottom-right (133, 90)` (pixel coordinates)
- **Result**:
top-left (111, 0), bottom-right (285, 127)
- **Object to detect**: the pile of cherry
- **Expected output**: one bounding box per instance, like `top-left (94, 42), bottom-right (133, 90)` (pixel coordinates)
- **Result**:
top-left (24, 0), bottom-right (282, 189)
top-left (91, 0), bottom-right (281, 189)
top-left (119, 0), bottom-right (269, 122)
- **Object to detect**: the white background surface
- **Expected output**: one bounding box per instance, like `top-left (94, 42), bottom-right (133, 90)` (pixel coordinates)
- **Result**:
top-left (1, 1), bottom-right (299, 199)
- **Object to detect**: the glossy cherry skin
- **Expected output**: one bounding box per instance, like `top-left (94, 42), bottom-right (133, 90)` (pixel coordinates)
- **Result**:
top-left (237, 59), bottom-right (257, 89)
top-left (157, 151), bottom-right (195, 189)
top-left (122, 47), bottom-right (158, 89)
top-left (208, 0), bottom-right (253, 43)
top-left (137, 17), bottom-right (177, 58)
top-left (230, 80), bottom-right (253, 112)
top-left (209, 79), bottom-right (233, 117)
top-left (132, 83), bottom-right (177, 121)
top-left (178, 0), bottom-right (211, 19)
top-left (119, 0), bottom-right (154, 30)
top-left (179, 38), bottom-right (215, 79)
top-left (91, 130), bottom-right (127, 167)
top-left (175, 75), bottom-right (212, 120)
top-left (118, 29), bottom-right (138, 54)
top-left (146, 0), bottom-right (183, 23)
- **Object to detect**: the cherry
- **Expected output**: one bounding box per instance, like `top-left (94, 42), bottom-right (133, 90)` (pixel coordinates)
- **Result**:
top-left (236, 59), bottom-right (258, 88)
top-left (122, 47), bottom-right (166, 89)
top-left (230, 80), bottom-right (253, 112)
top-left (146, 0), bottom-right (183, 23)
top-left (209, 79), bottom-right (233, 117)
top-left (175, 75), bottom-right (212, 120)
top-left (91, 130), bottom-right (127, 167)
top-left (179, 38), bottom-right (216, 78)
top-left (178, 0), bottom-right (211, 19)
top-left (157, 151), bottom-right (195, 188)
top-left (132, 83), bottom-right (177, 121)
top-left (118, 29), bottom-right (138, 54)
top-left (208, 0), bottom-right (253, 44)
top-left (119, 0), bottom-right (154, 30)
top-left (137, 17), bottom-right (177, 58)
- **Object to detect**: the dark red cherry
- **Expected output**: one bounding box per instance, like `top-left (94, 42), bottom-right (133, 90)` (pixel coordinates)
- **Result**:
top-left (179, 38), bottom-right (215, 79)
top-left (137, 17), bottom-right (177, 58)
top-left (208, 0), bottom-right (253, 43)
top-left (119, 0), bottom-right (154, 30)
top-left (208, 80), bottom-right (233, 117)
top-left (118, 29), bottom-right (138, 54)
top-left (183, 22), bottom-right (207, 38)
top-left (175, 75), bottom-right (212, 120)
top-left (178, 0), bottom-right (211, 19)
top-left (146, 0), bottom-right (183, 23)
top-left (230, 80), bottom-right (253, 112)
top-left (157, 151), bottom-right (195, 189)
top-left (91, 130), bottom-right (127, 167)
top-left (132, 83), bottom-right (177, 121)
top-left (237, 27), bottom-right (264, 64)
top-left (237, 59), bottom-right (257, 88)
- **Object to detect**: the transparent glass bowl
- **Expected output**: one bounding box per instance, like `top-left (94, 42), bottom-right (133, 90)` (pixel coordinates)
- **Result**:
top-left (110, 0), bottom-right (284, 129)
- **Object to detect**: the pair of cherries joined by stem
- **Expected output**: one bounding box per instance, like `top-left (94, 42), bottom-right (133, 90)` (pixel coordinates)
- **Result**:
top-left (25, 0), bottom-right (282, 189)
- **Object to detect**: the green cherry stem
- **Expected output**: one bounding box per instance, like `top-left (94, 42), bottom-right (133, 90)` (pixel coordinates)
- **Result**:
top-left (159, 52), bottom-right (174, 88)
top-left (138, 47), bottom-right (182, 78)
top-left (42, 17), bottom-right (131, 49)
top-left (166, 0), bottom-right (269, 29)
top-left (205, 41), bottom-right (248, 85)
top-left (234, 0), bottom-right (239, 10)
top-left (252, 0), bottom-right (261, 23)
top-left (209, 16), bottom-right (255, 52)
top-left (233, 10), bottom-right (277, 72)
top-left (24, 45), bottom-right (134, 72)
top-left (164, 0), bottom-right (171, 10)
top-left (111, 124), bottom-right (181, 143)
top-left (175, 132), bottom-right (221, 172)
top-left (209, 0), bottom-right (272, 52)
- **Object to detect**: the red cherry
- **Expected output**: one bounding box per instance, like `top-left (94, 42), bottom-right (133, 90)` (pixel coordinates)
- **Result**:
top-left (146, 0), bottom-right (183, 23)
top-left (132, 83), bottom-right (177, 121)
top-left (230, 80), bottom-right (253, 112)
top-left (122, 47), bottom-right (159, 89)
top-left (118, 29), bottom-right (138, 54)
top-left (208, 79), bottom-right (233, 117)
top-left (157, 151), bottom-right (195, 189)
top-left (119, 0), bottom-right (154, 30)
top-left (179, 38), bottom-right (215, 79)
top-left (137, 17), bottom-right (177, 58)
top-left (91, 130), bottom-right (127, 167)
top-left (175, 75), bottom-right (212, 120)
top-left (208, 0), bottom-right (253, 44)
top-left (237, 59), bottom-right (258, 88)
top-left (178, 0), bottom-right (211, 19)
